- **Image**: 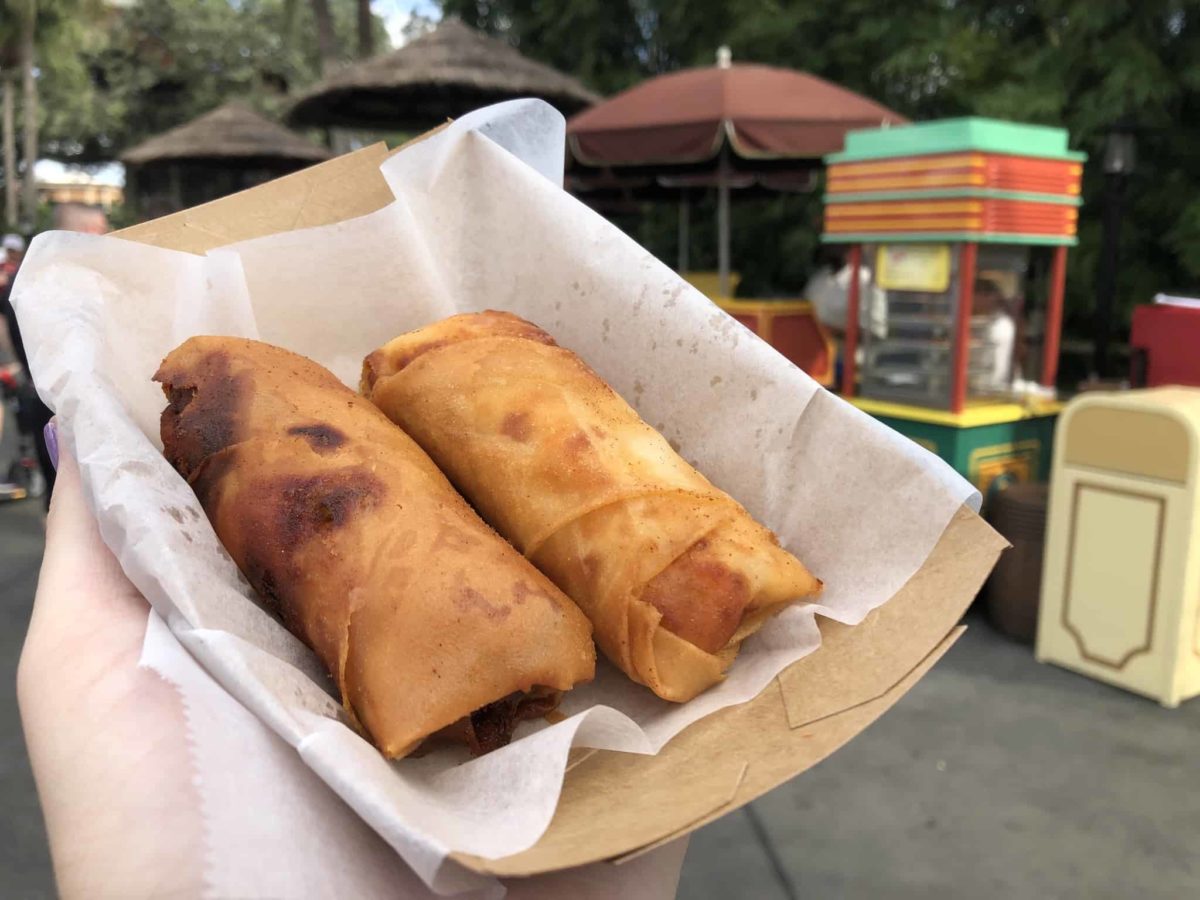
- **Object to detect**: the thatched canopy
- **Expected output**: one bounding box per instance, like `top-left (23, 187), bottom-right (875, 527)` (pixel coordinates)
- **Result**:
top-left (121, 103), bottom-right (330, 220)
top-left (121, 103), bottom-right (330, 165)
top-left (287, 18), bottom-right (600, 130)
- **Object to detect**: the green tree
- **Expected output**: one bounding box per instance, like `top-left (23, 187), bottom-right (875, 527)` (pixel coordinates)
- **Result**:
top-left (1, 0), bottom-right (101, 227)
top-left (442, 0), bottom-right (1200, 371)
top-left (447, 0), bottom-right (645, 96)
top-left (37, 0), bottom-right (386, 164)
top-left (866, 1), bottom-right (1200, 352)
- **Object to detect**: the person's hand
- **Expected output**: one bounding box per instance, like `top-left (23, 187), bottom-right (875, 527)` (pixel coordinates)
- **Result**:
top-left (17, 427), bottom-right (687, 898)
top-left (17, 427), bottom-right (206, 898)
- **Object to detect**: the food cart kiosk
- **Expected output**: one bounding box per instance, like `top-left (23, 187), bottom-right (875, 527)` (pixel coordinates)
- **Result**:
top-left (821, 117), bottom-right (1086, 495)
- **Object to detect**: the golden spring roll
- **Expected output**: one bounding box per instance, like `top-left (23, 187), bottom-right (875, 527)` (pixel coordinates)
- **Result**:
top-left (155, 336), bottom-right (594, 757)
top-left (361, 311), bottom-right (822, 702)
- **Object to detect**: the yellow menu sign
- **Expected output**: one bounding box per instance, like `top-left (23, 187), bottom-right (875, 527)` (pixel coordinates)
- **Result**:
top-left (876, 244), bottom-right (951, 292)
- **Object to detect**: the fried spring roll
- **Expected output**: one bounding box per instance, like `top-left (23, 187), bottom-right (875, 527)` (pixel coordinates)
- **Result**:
top-left (155, 336), bottom-right (594, 757)
top-left (361, 311), bottom-right (822, 702)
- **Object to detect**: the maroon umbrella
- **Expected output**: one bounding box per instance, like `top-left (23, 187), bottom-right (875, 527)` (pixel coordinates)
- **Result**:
top-left (567, 49), bottom-right (906, 292)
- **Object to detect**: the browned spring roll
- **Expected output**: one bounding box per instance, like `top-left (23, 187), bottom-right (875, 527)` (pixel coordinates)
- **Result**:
top-left (361, 311), bottom-right (822, 702)
top-left (155, 336), bottom-right (594, 757)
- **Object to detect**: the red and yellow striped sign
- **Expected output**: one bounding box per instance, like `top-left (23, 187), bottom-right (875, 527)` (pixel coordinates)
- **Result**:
top-left (827, 152), bottom-right (1082, 197)
top-left (824, 198), bottom-right (1078, 237)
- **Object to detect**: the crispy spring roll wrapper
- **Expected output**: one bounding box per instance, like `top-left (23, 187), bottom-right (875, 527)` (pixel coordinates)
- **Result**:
top-left (154, 336), bottom-right (594, 758)
top-left (362, 311), bottom-right (822, 702)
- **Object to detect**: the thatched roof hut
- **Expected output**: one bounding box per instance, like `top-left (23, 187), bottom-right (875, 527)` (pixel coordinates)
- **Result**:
top-left (121, 103), bottom-right (331, 218)
top-left (287, 18), bottom-right (599, 130)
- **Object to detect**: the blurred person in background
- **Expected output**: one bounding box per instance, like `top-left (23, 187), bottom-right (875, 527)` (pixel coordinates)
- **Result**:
top-left (54, 202), bottom-right (110, 235)
top-left (2, 233), bottom-right (29, 359)
top-left (0, 241), bottom-right (17, 364)
top-left (806, 245), bottom-right (888, 342)
top-left (0, 235), bottom-right (27, 500)
top-left (805, 245), bottom-right (888, 389)
top-left (0, 232), bottom-right (53, 505)
top-left (0, 232), bottom-right (24, 288)
top-left (972, 276), bottom-right (1018, 394)
top-left (1, 206), bottom-right (110, 509)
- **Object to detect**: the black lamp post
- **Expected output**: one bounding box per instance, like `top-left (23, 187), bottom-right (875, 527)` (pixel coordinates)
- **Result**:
top-left (1093, 120), bottom-right (1137, 379)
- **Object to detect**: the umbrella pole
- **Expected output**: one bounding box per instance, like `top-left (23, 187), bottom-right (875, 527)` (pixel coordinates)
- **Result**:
top-left (717, 168), bottom-right (730, 296)
top-left (677, 192), bottom-right (690, 272)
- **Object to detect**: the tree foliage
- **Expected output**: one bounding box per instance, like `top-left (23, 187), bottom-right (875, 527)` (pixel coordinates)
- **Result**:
top-left (443, 0), bottom-right (1200, 351)
top-left (36, 0), bottom-right (385, 163)
top-left (1, 0), bottom-right (104, 224)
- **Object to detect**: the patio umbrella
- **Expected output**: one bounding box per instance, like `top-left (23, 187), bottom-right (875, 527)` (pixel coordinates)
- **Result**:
top-left (567, 48), bottom-right (906, 294)
top-left (287, 18), bottom-right (600, 131)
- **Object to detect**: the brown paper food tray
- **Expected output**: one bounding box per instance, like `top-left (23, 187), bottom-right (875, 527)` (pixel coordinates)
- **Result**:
top-left (114, 143), bottom-right (1006, 877)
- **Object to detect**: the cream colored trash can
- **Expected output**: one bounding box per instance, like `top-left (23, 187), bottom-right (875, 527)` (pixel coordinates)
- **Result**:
top-left (1036, 388), bottom-right (1200, 707)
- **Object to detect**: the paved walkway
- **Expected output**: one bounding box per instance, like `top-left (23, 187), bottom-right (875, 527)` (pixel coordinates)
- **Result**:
top-left (679, 613), bottom-right (1200, 898)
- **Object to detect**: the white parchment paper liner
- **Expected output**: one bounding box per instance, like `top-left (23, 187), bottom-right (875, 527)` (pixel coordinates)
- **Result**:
top-left (14, 100), bottom-right (977, 894)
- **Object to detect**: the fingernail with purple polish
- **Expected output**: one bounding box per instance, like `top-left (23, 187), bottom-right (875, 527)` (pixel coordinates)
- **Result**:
top-left (43, 420), bottom-right (59, 470)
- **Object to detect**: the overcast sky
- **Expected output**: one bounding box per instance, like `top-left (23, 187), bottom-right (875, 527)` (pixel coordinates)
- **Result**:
top-left (375, 0), bottom-right (442, 47)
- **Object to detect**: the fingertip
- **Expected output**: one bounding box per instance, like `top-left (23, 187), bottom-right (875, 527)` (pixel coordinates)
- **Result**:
top-left (43, 419), bottom-right (59, 471)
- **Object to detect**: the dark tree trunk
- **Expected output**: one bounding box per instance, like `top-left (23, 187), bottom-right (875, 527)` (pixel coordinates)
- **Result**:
top-left (356, 0), bottom-right (373, 59)
top-left (19, 3), bottom-right (38, 227)
top-left (3, 74), bottom-right (16, 227)
top-left (310, 0), bottom-right (338, 76)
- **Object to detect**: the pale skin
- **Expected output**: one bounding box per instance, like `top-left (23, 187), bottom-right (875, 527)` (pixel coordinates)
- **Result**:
top-left (17, 441), bottom-right (206, 898)
top-left (17, 437), bottom-right (686, 898)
